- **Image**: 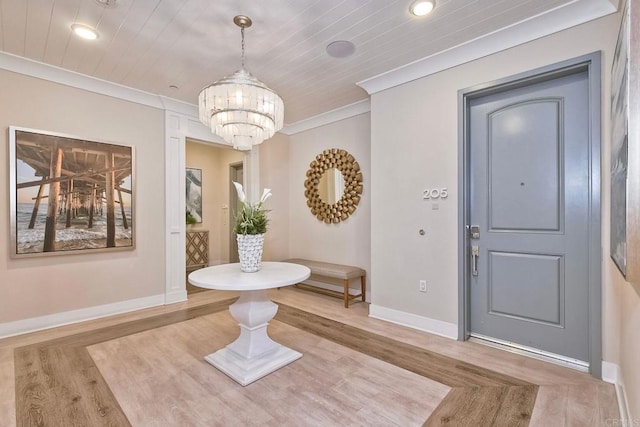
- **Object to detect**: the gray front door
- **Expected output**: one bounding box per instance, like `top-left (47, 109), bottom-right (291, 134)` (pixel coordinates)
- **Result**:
top-left (468, 70), bottom-right (590, 363)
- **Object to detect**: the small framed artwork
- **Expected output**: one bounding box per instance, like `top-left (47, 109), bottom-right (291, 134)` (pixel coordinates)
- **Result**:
top-left (186, 168), bottom-right (203, 224)
top-left (9, 126), bottom-right (135, 258)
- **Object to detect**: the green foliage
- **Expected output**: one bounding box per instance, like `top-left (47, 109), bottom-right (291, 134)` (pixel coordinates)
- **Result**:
top-left (234, 202), bottom-right (269, 235)
top-left (186, 210), bottom-right (197, 225)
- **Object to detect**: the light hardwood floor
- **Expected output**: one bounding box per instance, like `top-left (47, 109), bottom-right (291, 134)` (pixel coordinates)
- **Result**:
top-left (0, 287), bottom-right (619, 426)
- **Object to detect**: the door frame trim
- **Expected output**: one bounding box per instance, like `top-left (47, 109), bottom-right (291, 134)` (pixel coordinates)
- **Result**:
top-left (457, 52), bottom-right (602, 377)
top-left (229, 161), bottom-right (243, 263)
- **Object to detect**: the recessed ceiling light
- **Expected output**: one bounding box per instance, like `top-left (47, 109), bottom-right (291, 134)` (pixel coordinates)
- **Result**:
top-left (326, 40), bottom-right (355, 58)
top-left (71, 24), bottom-right (99, 40)
top-left (410, 0), bottom-right (436, 16)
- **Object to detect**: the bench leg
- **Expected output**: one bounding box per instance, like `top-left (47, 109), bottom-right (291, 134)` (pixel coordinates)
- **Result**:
top-left (344, 279), bottom-right (349, 308)
top-left (361, 274), bottom-right (366, 303)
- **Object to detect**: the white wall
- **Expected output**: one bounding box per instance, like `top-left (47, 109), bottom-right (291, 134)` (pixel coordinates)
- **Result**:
top-left (260, 133), bottom-right (291, 262)
top-left (286, 114), bottom-right (371, 297)
top-left (619, 280), bottom-right (640, 418)
top-left (0, 69), bottom-right (165, 323)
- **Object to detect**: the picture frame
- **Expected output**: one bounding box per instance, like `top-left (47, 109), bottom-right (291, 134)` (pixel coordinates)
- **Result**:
top-left (610, 0), bottom-right (630, 276)
top-left (186, 168), bottom-right (203, 224)
top-left (9, 126), bottom-right (135, 258)
top-left (627, 0), bottom-right (640, 284)
top-left (611, 0), bottom-right (640, 283)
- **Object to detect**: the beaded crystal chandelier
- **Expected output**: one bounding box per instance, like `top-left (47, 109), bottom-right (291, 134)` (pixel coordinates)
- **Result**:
top-left (198, 16), bottom-right (284, 151)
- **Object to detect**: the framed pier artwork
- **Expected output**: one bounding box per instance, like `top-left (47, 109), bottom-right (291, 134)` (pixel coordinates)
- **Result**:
top-left (8, 126), bottom-right (135, 258)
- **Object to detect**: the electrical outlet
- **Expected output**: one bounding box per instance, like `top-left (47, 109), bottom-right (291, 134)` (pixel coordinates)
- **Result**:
top-left (419, 280), bottom-right (427, 292)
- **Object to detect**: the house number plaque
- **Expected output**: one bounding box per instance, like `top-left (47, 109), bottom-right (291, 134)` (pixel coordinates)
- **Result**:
top-left (423, 188), bottom-right (448, 200)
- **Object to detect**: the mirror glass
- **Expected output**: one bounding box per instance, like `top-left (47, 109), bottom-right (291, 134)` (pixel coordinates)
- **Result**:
top-left (318, 167), bottom-right (345, 204)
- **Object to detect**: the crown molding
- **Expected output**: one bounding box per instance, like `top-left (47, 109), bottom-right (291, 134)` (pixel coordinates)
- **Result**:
top-left (357, 0), bottom-right (617, 94)
top-left (0, 51), bottom-right (229, 145)
top-left (0, 50), bottom-right (369, 134)
top-left (158, 96), bottom-right (200, 117)
top-left (280, 99), bottom-right (370, 135)
top-left (0, 50), bottom-right (199, 115)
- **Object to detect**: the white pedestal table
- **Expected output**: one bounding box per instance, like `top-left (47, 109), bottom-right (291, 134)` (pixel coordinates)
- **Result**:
top-left (188, 262), bottom-right (310, 386)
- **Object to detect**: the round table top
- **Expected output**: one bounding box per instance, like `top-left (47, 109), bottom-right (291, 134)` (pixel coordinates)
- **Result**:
top-left (188, 262), bottom-right (311, 291)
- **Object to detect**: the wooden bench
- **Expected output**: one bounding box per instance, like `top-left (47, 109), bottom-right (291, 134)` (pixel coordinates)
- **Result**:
top-left (284, 258), bottom-right (366, 308)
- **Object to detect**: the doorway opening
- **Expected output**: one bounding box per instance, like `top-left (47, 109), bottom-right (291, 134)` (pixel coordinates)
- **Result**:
top-left (185, 138), bottom-right (244, 295)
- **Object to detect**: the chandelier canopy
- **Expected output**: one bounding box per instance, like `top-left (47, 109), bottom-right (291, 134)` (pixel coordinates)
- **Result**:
top-left (198, 16), bottom-right (284, 151)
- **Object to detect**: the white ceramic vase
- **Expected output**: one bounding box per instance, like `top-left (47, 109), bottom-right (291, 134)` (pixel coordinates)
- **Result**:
top-left (237, 233), bottom-right (265, 273)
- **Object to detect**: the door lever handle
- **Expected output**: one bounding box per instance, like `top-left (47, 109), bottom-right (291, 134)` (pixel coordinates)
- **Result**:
top-left (471, 245), bottom-right (479, 277)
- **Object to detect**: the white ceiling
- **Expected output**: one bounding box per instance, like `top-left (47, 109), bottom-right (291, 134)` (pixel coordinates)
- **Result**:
top-left (0, 0), bottom-right (615, 124)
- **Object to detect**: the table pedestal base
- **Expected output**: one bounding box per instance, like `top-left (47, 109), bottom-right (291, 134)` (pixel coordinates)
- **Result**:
top-left (205, 289), bottom-right (302, 386)
top-left (205, 345), bottom-right (301, 386)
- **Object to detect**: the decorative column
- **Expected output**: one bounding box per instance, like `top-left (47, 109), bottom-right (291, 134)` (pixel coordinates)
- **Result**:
top-left (43, 144), bottom-right (62, 252)
top-left (28, 179), bottom-right (46, 229)
top-left (65, 179), bottom-right (73, 228)
top-left (105, 152), bottom-right (116, 247)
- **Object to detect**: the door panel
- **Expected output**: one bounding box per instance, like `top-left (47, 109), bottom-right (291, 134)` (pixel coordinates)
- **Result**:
top-left (488, 251), bottom-right (563, 326)
top-left (489, 100), bottom-right (563, 231)
top-left (469, 70), bottom-right (590, 362)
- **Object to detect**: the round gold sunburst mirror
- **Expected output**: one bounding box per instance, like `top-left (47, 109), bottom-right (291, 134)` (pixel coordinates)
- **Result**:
top-left (304, 148), bottom-right (363, 223)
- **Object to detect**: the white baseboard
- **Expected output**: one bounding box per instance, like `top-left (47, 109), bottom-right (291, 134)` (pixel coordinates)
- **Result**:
top-left (0, 293), bottom-right (166, 339)
top-left (602, 361), bottom-right (633, 425)
top-left (368, 304), bottom-right (458, 339)
top-left (602, 360), bottom-right (619, 383)
top-left (165, 289), bottom-right (188, 305)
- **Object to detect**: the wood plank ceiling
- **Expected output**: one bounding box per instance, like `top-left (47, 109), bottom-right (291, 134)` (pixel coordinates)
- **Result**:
top-left (0, 0), bottom-right (577, 124)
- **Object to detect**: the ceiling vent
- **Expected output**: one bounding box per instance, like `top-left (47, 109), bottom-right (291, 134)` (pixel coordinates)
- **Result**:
top-left (326, 40), bottom-right (356, 58)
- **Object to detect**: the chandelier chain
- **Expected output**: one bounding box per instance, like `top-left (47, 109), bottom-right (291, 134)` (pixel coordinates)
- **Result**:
top-left (241, 26), bottom-right (245, 69)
